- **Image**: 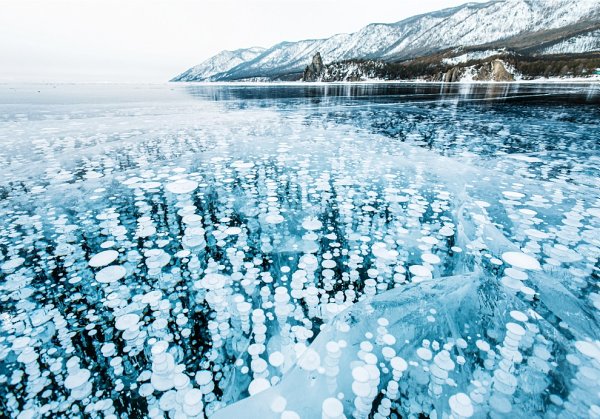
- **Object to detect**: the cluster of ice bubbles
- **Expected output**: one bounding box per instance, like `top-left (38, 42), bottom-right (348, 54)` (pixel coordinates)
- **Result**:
top-left (0, 98), bottom-right (599, 419)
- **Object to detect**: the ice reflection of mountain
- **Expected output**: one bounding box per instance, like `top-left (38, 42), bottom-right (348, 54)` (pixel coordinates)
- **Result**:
top-left (183, 82), bottom-right (599, 105)
top-left (0, 83), bottom-right (599, 419)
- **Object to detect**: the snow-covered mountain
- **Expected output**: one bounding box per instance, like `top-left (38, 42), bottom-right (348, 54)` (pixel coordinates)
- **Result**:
top-left (171, 47), bottom-right (265, 81)
top-left (174, 0), bottom-right (600, 81)
top-left (539, 29), bottom-right (600, 54)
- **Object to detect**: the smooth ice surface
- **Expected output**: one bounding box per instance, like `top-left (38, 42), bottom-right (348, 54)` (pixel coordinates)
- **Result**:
top-left (0, 83), bottom-right (599, 419)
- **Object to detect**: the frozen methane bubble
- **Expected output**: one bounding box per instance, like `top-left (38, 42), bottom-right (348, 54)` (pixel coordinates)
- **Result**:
top-left (501, 252), bottom-right (542, 271)
top-left (322, 397), bottom-right (345, 419)
top-left (64, 368), bottom-right (92, 400)
top-left (302, 217), bottom-right (323, 231)
top-left (199, 273), bottom-right (228, 290)
top-left (248, 378), bottom-right (271, 396)
top-left (65, 368), bottom-right (91, 390)
top-left (417, 347), bottom-right (433, 361)
top-left (409, 265), bottom-right (432, 278)
top-left (115, 313), bottom-right (140, 331)
top-left (421, 253), bottom-right (441, 265)
top-left (95, 265), bottom-right (127, 283)
top-left (269, 351), bottom-right (285, 368)
top-left (298, 348), bottom-right (321, 371)
top-left (449, 393), bottom-right (474, 417)
top-left (1, 257), bottom-right (25, 272)
top-left (183, 389), bottom-right (204, 416)
top-left (265, 212), bottom-right (285, 224)
top-left (88, 250), bottom-right (119, 267)
top-left (165, 179), bottom-right (198, 194)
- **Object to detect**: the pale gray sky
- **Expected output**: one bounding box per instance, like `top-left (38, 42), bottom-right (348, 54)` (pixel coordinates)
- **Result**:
top-left (0, 0), bottom-right (487, 82)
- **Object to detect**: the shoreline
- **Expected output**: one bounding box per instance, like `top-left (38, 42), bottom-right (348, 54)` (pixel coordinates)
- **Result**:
top-left (1, 77), bottom-right (599, 87)
top-left (176, 78), bottom-right (600, 86)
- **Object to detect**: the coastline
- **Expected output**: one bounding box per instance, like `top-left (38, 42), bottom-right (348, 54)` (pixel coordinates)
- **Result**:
top-left (1, 78), bottom-right (597, 88)
top-left (172, 76), bottom-right (600, 86)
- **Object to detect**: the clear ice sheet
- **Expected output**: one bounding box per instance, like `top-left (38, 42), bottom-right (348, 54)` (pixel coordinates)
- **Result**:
top-left (0, 84), bottom-right (599, 418)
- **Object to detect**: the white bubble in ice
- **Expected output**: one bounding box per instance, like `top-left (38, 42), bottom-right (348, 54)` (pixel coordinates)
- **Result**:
top-left (64, 369), bottom-right (91, 390)
top-left (509, 310), bottom-right (528, 322)
top-left (505, 268), bottom-right (528, 280)
top-left (502, 191), bottom-right (525, 200)
top-left (449, 393), bottom-right (474, 417)
top-left (12, 337), bottom-right (31, 350)
top-left (1, 257), bottom-right (25, 272)
top-left (269, 351), bottom-right (285, 367)
top-left (421, 253), bottom-right (441, 265)
top-left (183, 389), bottom-right (204, 416)
top-left (322, 397), bottom-right (344, 417)
top-left (524, 229), bottom-right (550, 240)
top-left (265, 213), bottom-right (285, 224)
top-left (89, 250), bottom-right (119, 268)
top-left (248, 377), bottom-right (271, 396)
top-left (165, 179), bottom-right (198, 194)
top-left (96, 265), bottom-right (127, 283)
top-left (575, 341), bottom-right (600, 359)
top-left (271, 396), bottom-right (287, 413)
top-left (352, 366), bottom-right (369, 382)
top-left (195, 370), bottom-right (213, 386)
top-left (115, 313), bottom-right (140, 331)
top-left (225, 226), bottom-right (242, 235)
top-left (390, 356), bottom-right (408, 372)
top-left (506, 322), bottom-right (526, 337)
top-left (501, 252), bottom-right (541, 271)
top-left (199, 273), bottom-right (228, 290)
top-left (298, 348), bottom-right (320, 371)
top-left (142, 290), bottom-right (163, 304)
top-left (302, 217), bottom-right (323, 231)
top-left (417, 347), bottom-right (433, 361)
top-left (409, 265), bottom-right (432, 278)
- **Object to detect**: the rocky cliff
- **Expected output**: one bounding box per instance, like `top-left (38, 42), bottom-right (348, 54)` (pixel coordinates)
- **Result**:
top-left (301, 52), bottom-right (600, 82)
top-left (302, 52), bottom-right (325, 81)
top-left (444, 59), bottom-right (515, 82)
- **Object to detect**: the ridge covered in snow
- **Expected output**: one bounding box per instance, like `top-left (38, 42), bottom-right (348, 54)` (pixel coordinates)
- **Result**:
top-left (173, 0), bottom-right (600, 81)
top-left (540, 29), bottom-right (600, 54)
top-left (172, 47), bottom-right (266, 82)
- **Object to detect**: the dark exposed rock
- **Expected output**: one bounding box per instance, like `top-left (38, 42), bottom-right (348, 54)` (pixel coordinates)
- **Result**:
top-left (319, 60), bottom-right (386, 82)
top-left (489, 60), bottom-right (515, 81)
top-left (443, 59), bottom-right (515, 82)
top-left (444, 67), bottom-right (463, 82)
top-left (297, 51), bottom-right (598, 83)
top-left (302, 52), bottom-right (325, 82)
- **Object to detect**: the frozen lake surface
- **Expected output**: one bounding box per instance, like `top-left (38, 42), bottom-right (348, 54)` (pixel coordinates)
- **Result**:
top-left (1, 83), bottom-right (599, 418)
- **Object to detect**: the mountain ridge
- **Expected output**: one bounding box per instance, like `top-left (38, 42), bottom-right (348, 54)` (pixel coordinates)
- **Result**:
top-left (171, 47), bottom-right (265, 82)
top-left (172, 0), bottom-right (600, 82)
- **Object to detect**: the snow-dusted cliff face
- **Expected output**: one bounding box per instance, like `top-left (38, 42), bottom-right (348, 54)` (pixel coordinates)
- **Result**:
top-left (171, 47), bottom-right (265, 81)
top-left (540, 30), bottom-right (600, 54)
top-left (174, 0), bottom-right (600, 81)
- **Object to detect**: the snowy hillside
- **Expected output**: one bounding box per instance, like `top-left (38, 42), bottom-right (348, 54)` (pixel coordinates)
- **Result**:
top-left (382, 0), bottom-right (600, 59)
top-left (539, 30), bottom-right (600, 54)
top-left (442, 50), bottom-right (506, 65)
top-left (174, 0), bottom-right (600, 81)
top-left (171, 47), bottom-right (265, 82)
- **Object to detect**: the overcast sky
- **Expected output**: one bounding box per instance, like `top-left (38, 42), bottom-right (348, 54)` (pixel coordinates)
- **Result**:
top-left (0, 0), bottom-right (487, 83)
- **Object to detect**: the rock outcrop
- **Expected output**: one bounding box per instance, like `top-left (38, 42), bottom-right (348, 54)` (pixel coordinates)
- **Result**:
top-left (489, 59), bottom-right (515, 81)
top-left (302, 52), bottom-right (325, 82)
top-left (444, 59), bottom-right (515, 82)
top-left (444, 67), bottom-right (463, 82)
top-left (473, 59), bottom-right (515, 81)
